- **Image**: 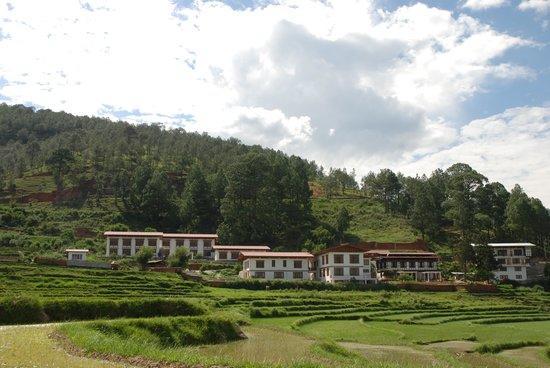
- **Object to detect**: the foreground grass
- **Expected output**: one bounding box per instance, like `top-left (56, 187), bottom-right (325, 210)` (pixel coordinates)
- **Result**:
top-left (0, 325), bottom-right (125, 368)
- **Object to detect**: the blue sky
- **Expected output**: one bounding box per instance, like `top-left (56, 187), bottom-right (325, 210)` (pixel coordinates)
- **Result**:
top-left (0, 0), bottom-right (549, 204)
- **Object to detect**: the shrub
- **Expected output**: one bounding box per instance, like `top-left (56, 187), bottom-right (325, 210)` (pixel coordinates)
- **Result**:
top-left (0, 295), bottom-right (46, 324)
top-left (168, 246), bottom-right (190, 268)
top-left (135, 247), bottom-right (154, 269)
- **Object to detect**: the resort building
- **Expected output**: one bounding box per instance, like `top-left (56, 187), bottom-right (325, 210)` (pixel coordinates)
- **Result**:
top-left (314, 244), bottom-right (377, 284)
top-left (472, 243), bottom-right (536, 281)
top-left (103, 231), bottom-right (218, 258)
top-left (212, 245), bottom-right (270, 262)
top-left (238, 251), bottom-right (313, 280)
top-left (366, 249), bottom-right (441, 281)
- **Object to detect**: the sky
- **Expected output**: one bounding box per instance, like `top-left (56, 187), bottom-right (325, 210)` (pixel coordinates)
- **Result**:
top-left (0, 0), bottom-right (549, 204)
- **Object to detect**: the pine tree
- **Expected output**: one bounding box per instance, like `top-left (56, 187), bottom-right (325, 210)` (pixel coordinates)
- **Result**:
top-left (180, 163), bottom-right (216, 233)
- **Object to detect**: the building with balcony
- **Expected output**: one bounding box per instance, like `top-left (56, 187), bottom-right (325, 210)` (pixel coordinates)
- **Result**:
top-left (103, 231), bottom-right (218, 258)
top-left (472, 243), bottom-right (536, 281)
top-left (366, 249), bottom-right (440, 281)
top-left (238, 251), bottom-right (313, 280)
top-left (212, 245), bottom-right (270, 261)
top-left (314, 244), bottom-right (377, 284)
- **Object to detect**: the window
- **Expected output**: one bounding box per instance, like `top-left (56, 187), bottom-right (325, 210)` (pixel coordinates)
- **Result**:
top-left (293, 272), bottom-right (303, 279)
top-left (162, 239), bottom-right (170, 247)
top-left (203, 250), bottom-right (211, 258)
top-left (497, 249), bottom-right (507, 257)
top-left (109, 238), bottom-right (118, 246)
top-left (514, 266), bottom-right (522, 272)
top-left (190, 240), bottom-right (198, 248)
top-left (513, 249), bottom-right (523, 256)
top-left (392, 261), bottom-right (398, 268)
top-left (71, 253), bottom-right (82, 260)
top-left (350, 267), bottom-right (360, 276)
top-left (334, 267), bottom-right (344, 276)
top-left (350, 254), bottom-right (360, 264)
top-left (499, 275), bottom-right (508, 280)
top-left (283, 260), bottom-right (287, 267)
top-left (334, 254), bottom-right (344, 264)
top-left (230, 252), bottom-right (239, 259)
top-left (274, 271), bottom-right (284, 279)
top-left (428, 261), bottom-right (434, 268)
top-left (254, 271), bottom-right (265, 278)
top-left (498, 266), bottom-right (507, 272)
top-left (294, 260), bottom-right (302, 269)
top-left (136, 238), bottom-right (145, 247)
top-left (219, 251), bottom-right (227, 260)
top-left (512, 258), bottom-right (521, 265)
top-left (516, 274), bottom-right (523, 280)
top-left (176, 240), bottom-right (185, 247)
top-left (122, 248), bottom-right (131, 256)
top-left (272, 260), bottom-right (276, 267)
top-left (256, 260), bottom-right (265, 268)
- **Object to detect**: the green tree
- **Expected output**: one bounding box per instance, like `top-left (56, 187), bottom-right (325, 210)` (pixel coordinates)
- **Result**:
top-left (322, 169), bottom-right (339, 198)
top-left (45, 148), bottom-right (75, 192)
top-left (135, 247), bottom-right (154, 270)
top-left (443, 163), bottom-right (487, 240)
top-left (472, 244), bottom-right (498, 281)
top-left (361, 169), bottom-right (401, 212)
top-left (505, 185), bottom-right (534, 241)
top-left (335, 206), bottom-right (351, 241)
top-left (180, 163), bottom-right (216, 233)
top-left (409, 177), bottom-right (439, 240)
top-left (168, 246), bottom-right (190, 268)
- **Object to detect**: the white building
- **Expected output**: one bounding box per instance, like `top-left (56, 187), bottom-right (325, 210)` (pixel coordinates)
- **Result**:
top-left (314, 244), bottom-right (377, 284)
top-left (473, 243), bottom-right (536, 282)
top-left (239, 251), bottom-right (313, 280)
top-left (65, 248), bottom-right (89, 261)
top-left (212, 245), bottom-right (270, 261)
top-left (104, 231), bottom-right (218, 258)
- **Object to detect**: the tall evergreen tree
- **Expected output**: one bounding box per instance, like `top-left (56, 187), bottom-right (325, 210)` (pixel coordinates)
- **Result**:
top-left (505, 185), bottom-right (534, 241)
top-left (180, 164), bottom-right (216, 233)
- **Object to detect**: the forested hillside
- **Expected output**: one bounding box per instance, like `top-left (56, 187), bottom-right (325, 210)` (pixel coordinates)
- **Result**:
top-left (0, 103), bottom-right (549, 262)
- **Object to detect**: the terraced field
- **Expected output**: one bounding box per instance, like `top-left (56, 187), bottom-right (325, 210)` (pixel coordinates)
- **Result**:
top-left (1, 263), bottom-right (549, 367)
top-left (0, 264), bottom-right (204, 298)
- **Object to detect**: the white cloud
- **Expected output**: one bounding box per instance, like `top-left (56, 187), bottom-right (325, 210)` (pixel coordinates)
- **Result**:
top-left (0, 0), bottom-right (543, 201)
top-left (399, 106), bottom-right (550, 206)
top-left (518, 0), bottom-right (550, 13)
top-left (462, 0), bottom-right (508, 10)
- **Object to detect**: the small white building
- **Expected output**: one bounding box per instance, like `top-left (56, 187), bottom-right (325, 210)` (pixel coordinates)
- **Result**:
top-left (65, 249), bottom-right (89, 261)
top-left (212, 245), bottom-right (270, 261)
top-left (239, 251), bottom-right (313, 280)
top-left (473, 243), bottom-right (536, 282)
top-left (314, 244), bottom-right (377, 284)
top-left (104, 231), bottom-right (218, 258)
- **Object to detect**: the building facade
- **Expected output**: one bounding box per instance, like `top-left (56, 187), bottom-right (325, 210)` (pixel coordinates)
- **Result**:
top-left (65, 249), bottom-right (89, 261)
top-left (474, 243), bottom-right (536, 281)
top-left (104, 231), bottom-right (218, 258)
top-left (213, 245), bottom-right (270, 261)
top-left (366, 250), bottom-right (441, 281)
top-left (314, 244), bottom-right (377, 283)
top-left (239, 251), bottom-right (313, 280)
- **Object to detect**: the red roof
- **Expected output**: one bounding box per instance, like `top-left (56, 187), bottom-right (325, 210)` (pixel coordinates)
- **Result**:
top-left (104, 231), bottom-right (163, 237)
top-left (163, 233), bottom-right (218, 239)
top-left (104, 231), bottom-right (218, 239)
top-left (238, 251), bottom-right (313, 260)
top-left (314, 244), bottom-right (367, 256)
top-left (213, 245), bottom-right (270, 251)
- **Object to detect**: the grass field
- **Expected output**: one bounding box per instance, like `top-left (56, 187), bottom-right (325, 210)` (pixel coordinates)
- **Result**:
top-left (1, 263), bottom-right (549, 367)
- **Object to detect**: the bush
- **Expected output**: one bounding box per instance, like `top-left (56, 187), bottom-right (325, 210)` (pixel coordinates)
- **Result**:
top-left (0, 295), bottom-right (46, 324)
top-left (135, 247), bottom-right (154, 269)
top-left (0, 296), bottom-right (207, 325)
top-left (168, 247), bottom-right (190, 268)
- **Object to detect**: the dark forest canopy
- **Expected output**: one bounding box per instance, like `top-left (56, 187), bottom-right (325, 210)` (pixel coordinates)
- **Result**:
top-left (0, 103), bottom-right (548, 255)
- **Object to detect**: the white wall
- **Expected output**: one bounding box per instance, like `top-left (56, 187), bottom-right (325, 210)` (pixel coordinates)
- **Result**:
top-left (242, 257), bottom-right (311, 280)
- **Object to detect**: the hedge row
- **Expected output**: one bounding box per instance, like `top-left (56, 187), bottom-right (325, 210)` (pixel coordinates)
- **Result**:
top-left (0, 296), bottom-right (207, 325)
top-left (475, 341), bottom-right (545, 353)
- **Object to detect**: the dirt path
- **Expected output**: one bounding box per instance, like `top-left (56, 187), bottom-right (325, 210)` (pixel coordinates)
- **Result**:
top-left (424, 340), bottom-right (478, 353)
top-left (0, 324), bottom-right (131, 368)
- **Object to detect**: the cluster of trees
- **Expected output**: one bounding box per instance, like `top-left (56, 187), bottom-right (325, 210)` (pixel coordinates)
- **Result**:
top-left (360, 164), bottom-right (550, 257)
top-left (0, 104), bottom-right (316, 248)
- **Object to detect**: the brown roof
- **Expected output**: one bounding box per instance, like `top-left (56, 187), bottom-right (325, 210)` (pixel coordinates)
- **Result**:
top-left (104, 231), bottom-right (163, 237)
top-left (238, 251), bottom-right (313, 260)
top-left (103, 231), bottom-right (218, 239)
top-left (212, 245), bottom-right (270, 251)
top-left (314, 244), bottom-right (367, 256)
top-left (163, 233), bottom-right (218, 239)
top-left (346, 239), bottom-right (429, 252)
